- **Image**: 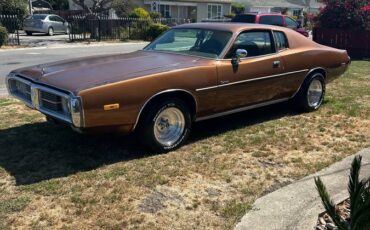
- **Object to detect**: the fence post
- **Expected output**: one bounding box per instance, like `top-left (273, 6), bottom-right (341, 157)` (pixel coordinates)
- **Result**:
top-left (98, 18), bottom-right (101, 41)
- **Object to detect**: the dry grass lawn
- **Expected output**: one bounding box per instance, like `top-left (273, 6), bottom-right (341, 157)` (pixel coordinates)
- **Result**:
top-left (0, 61), bottom-right (370, 229)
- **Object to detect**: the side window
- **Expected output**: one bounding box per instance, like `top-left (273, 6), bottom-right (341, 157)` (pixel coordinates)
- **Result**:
top-left (226, 31), bottom-right (275, 58)
top-left (274, 31), bottom-right (289, 51)
top-left (259, 16), bottom-right (284, 26)
top-left (56, 16), bottom-right (65, 22)
top-left (286, 17), bottom-right (298, 29)
top-left (49, 16), bottom-right (56, 22)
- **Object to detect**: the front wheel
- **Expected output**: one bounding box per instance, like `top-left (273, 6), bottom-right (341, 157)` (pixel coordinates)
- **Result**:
top-left (294, 73), bottom-right (326, 112)
top-left (25, 31), bottom-right (32, 36)
top-left (136, 98), bottom-right (192, 152)
top-left (48, 27), bottom-right (54, 36)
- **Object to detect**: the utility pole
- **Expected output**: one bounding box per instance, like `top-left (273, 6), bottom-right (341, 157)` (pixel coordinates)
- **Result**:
top-left (28, 0), bottom-right (33, 15)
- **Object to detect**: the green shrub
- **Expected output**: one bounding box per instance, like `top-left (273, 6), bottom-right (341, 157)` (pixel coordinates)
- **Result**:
top-left (145, 23), bottom-right (169, 41)
top-left (0, 26), bottom-right (8, 48)
top-left (231, 3), bottom-right (245, 15)
top-left (129, 7), bottom-right (150, 19)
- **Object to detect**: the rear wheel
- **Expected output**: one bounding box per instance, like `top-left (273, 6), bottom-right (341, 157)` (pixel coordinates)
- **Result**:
top-left (48, 27), bottom-right (54, 36)
top-left (25, 31), bottom-right (32, 36)
top-left (136, 98), bottom-right (192, 152)
top-left (294, 73), bottom-right (325, 112)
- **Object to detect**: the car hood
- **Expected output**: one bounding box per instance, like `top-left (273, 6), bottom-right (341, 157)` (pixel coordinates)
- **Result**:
top-left (12, 51), bottom-right (203, 94)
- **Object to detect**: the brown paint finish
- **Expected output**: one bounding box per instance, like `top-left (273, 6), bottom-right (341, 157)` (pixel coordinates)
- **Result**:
top-left (9, 23), bottom-right (350, 134)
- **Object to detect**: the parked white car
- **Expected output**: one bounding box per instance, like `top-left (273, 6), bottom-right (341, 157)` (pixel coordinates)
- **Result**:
top-left (24, 14), bottom-right (70, 36)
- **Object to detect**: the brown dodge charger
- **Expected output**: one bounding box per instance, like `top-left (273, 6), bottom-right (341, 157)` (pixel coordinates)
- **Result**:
top-left (6, 23), bottom-right (350, 151)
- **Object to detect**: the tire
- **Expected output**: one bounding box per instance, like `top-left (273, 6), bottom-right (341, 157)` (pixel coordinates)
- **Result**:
top-left (136, 98), bottom-right (192, 152)
top-left (25, 31), bottom-right (32, 36)
top-left (294, 73), bottom-right (326, 112)
top-left (48, 27), bottom-right (54, 36)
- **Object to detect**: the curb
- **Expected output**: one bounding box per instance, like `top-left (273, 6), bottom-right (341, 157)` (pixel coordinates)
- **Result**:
top-left (235, 148), bottom-right (370, 230)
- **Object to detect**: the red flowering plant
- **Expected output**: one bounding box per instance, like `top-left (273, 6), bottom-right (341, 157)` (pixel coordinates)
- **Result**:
top-left (362, 2), bottom-right (370, 29)
top-left (315, 0), bottom-right (369, 30)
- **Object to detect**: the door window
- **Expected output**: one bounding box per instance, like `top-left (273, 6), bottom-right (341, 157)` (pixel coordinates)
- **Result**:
top-left (259, 16), bottom-right (284, 26)
top-left (225, 30), bottom-right (275, 58)
top-left (274, 31), bottom-right (289, 51)
top-left (286, 17), bottom-right (298, 29)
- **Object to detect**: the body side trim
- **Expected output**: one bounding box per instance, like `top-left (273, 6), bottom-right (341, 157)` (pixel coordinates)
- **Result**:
top-left (196, 97), bottom-right (290, 122)
top-left (196, 69), bottom-right (309, 92)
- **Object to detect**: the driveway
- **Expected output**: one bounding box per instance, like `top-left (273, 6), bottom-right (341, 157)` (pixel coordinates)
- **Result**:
top-left (18, 31), bottom-right (70, 47)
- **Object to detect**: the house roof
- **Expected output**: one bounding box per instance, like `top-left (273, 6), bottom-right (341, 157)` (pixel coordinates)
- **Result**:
top-left (242, 0), bottom-right (324, 9)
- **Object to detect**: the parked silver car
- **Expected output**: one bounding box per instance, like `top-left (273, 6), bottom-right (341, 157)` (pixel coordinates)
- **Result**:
top-left (24, 14), bottom-right (70, 36)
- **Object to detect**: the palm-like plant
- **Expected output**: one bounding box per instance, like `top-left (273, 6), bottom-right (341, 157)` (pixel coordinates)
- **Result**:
top-left (315, 155), bottom-right (370, 230)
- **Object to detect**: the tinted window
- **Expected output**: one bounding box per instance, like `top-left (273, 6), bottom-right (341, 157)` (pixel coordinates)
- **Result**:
top-left (145, 28), bottom-right (233, 58)
top-left (231, 14), bottom-right (256, 23)
top-left (259, 16), bottom-right (284, 26)
top-left (226, 31), bottom-right (275, 58)
top-left (30, 15), bottom-right (46, 20)
top-left (286, 17), bottom-right (298, 29)
top-left (274, 31), bottom-right (289, 50)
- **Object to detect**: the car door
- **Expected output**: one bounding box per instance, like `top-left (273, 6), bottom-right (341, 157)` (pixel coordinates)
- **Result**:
top-left (214, 30), bottom-right (286, 111)
top-left (49, 16), bottom-right (62, 32)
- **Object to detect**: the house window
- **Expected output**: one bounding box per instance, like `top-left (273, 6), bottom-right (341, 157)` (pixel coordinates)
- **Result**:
top-left (293, 9), bottom-right (301, 17)
top-left (208, 4), bottom-right (222, 19)
top-left (160, 5), bottom-right (171, 18)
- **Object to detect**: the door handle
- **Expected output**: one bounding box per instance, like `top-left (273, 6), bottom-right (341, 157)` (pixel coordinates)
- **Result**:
top-left (273, 61), bottom-right (281, 68)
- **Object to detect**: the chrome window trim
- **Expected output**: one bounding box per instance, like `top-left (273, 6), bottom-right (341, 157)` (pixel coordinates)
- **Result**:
top-left (221, 29), bottom-right (277, 59)
top-left (195, 69), bottom-right (309, 92)
top-left (196, 97), bottom-right (290, 122)
top-left (132, 89), bottom-right (198, 131)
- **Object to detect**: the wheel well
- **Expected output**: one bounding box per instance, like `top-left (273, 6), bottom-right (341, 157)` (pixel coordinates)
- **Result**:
top-left (135, 91), bottom-right (197, 129)
top-left (309, 68), bottom-right (326, 79)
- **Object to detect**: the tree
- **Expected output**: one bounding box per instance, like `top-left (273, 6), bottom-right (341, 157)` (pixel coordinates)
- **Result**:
top-left (47, 0), bottom-right (69, 10)
top-left (315, 0), bottom-right (369, 29)
top-left (0, 0), bottom-right (28, 16)
top-left (231, 3), bottom-right (245, 15)
top-left (315, 155), bottom-right (370, 230)
top-left (111, 0), bottom-right (131, 17)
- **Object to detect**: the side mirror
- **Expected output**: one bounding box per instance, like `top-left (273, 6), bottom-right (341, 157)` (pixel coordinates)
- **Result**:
top-left (232, 49), bottom-right (248, 66)
top-left (236, 49), bottom-right (248, 58)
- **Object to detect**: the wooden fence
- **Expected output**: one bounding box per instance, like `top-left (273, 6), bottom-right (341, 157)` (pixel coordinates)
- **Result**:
top-left (313, 27), bottom-right (370, 59)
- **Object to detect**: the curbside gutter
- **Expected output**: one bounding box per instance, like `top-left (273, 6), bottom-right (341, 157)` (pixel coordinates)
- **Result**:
top-left (235, 148), bottom-right (370, 230)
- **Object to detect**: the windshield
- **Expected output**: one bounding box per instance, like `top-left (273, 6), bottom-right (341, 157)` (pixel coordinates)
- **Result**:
top-left (28, 15), bottom-right (47, 20)
top-left (144, 28), bottom-right (233, 58)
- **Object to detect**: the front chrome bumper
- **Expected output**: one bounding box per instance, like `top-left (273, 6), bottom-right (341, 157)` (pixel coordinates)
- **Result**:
top-left (5, 73), bottom-right (84, 128)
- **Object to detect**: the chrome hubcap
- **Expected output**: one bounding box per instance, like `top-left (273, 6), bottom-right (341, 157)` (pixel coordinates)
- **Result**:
top-left (307, 79), bottom-right (323, 107)
top-left (154, 107), bottom-right (185, 147)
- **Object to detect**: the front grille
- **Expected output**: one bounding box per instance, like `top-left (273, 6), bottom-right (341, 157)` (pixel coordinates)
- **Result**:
top-left (40, 90), bottom-right (63, 113)
top-left (7, 75), bottom-right (72, 124)
top-left (8, 79), bottom-right (32, 103)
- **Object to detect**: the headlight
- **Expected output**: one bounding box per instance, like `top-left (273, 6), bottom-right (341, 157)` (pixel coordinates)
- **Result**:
top-left (61, 97), bottom-right (70, 114)
top-left (70, 97), bottom-right (84, 128)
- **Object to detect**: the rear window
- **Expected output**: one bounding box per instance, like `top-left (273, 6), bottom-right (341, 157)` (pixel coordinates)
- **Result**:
top-left (231, 14), bottom-right (256, 23)
top-left (274, 31), bottom-right (289, 50)
top-left (29, 15), bottom-right (47, 20)
top-left (259, 16), bottom-right (284, 26)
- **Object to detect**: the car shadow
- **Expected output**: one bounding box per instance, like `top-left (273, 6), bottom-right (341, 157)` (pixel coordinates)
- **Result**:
top-left (0, 101), bottom-right (300, 186)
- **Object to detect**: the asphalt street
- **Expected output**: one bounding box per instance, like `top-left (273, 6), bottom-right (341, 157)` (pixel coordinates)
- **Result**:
top-left (0, 42), bottom-right (147, 96)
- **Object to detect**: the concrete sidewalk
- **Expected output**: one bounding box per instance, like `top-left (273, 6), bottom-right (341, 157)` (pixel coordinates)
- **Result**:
top-left (235, 148), bottom-right (370, 230)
